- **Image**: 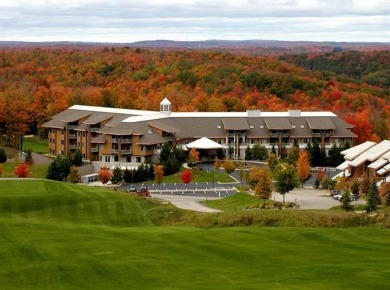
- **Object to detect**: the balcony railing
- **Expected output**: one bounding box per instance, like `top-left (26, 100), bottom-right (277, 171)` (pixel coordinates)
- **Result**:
top-left (69, 145), bottom-right (77, 150)
top-left (69, 134), bottom-right (76, 139)
top-left (91, 127), bottom-right (99, 132)
top-left (91, 147), bottom-right (99, 153)
top-left (111, 149), bottom-right (119, 154)
top-left (121, 138), bottom-right (132, 144)
top-left (121, 150), bottom-right (132, 155)
top-left (68, 125), bottom-right (77, 130)
top-left (164, 136), bottom-right (173, 141)
top-left (312, 133), bottom-right (321, 137)
top-left (269, 133), bottom-right (279, 138)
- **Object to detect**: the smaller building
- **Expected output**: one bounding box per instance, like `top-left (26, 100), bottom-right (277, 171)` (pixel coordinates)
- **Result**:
top-left (337, 140), bottom-right (390, 181)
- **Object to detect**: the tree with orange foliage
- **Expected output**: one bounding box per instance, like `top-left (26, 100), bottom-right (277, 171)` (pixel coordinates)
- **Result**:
top-left (297, 150), bottom-right (311, 187)
top-left (188, 148), bottom-right (199, 166)
top-left (14, 163), bottom-right (29, 178)
top-left (154, 165), bottom-right (164, 188)
top-left (98, 166), bottom-right (112, 185)
top-left (181, 169), bottom-right (192, 188)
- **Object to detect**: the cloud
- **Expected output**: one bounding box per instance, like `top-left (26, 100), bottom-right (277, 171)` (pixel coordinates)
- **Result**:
top-left (0, 0), bottom-right (388, 42)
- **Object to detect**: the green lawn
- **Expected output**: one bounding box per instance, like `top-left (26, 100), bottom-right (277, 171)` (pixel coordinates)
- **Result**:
top-left (0, 162), bottom-right (48, 178)
top-left (0, 180), bottom-right (389, 289)
top-left (23, 136), bottom-right (48, 154)
top-left (152, 167), bottom-right (236, 184)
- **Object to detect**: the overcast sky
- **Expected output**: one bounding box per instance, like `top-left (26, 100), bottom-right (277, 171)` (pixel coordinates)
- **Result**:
top-left (0, 0), bottom-right (389, 43)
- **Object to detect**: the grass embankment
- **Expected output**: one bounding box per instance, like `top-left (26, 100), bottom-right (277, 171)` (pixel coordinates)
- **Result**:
top-left (0, 180), bottom-right (390, 289)
top-left (0, 162), bottom-right (48, 179)
top-left (202, 192), bottom-right (266, 212)
top-left (23, 136), bottom-right (48, 154)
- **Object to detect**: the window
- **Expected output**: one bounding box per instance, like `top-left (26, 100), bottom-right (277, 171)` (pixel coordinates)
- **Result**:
top-left (136, 157), bottom-right (141, 163)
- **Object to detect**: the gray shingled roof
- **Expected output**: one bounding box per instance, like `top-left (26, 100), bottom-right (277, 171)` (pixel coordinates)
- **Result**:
top-left (83, 113), bottom-right (114, 125)
top-left (306, 117), bottom-right (336, 130)
top-left (41, 118), bottom-right (65, 129)
top-left (264, 118), bottom-right (292, 130)
top-left (222, 118), bottom-right (250, 130)
top-left (137, 131), bottom-right (167, 145)
top-left (147, 120), bottom-right (180, 133)
top-left (61, 110), bottom-right (92, 122)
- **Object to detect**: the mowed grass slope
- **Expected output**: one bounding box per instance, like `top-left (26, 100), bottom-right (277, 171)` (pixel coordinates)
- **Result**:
top-left (0, 180), bottom-right (389, 289)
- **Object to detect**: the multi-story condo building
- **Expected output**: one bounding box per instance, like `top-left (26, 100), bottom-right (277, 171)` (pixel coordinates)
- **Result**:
top-left (42, 98), bottom-right (357, 168)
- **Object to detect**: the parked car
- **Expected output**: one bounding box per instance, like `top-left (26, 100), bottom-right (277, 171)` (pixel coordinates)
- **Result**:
top-left (333, 193), bottom-right (357, 201)
top-left (330, 190), bottom-right (344, 197)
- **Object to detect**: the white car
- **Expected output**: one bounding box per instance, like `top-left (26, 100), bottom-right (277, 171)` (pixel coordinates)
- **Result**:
top-left (333, 193), bottom-right (357, 201)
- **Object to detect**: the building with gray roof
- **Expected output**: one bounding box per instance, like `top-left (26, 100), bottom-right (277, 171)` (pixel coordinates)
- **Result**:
top-left (42, 98), bottom-right (357, 169)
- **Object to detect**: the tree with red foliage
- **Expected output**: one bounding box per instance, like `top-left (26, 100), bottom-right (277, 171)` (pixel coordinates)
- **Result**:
top-left (0, 165), bottom-right (3, 177)
top-left (98, 166), bottom-right (112, 185)
top-left (181, 170), bottom-right (192, 188)
top-left (14, 163), bottom-right (29, 178)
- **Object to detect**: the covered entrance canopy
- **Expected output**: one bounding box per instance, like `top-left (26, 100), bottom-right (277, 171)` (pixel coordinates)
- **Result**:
top-left (186, 137), bottom-right (224, 150)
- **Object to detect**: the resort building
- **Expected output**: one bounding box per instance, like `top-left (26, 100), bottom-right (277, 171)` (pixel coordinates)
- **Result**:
top-left (42, 98), bottom-right (357, 169)
top-left (337, 140), bottom-right (390, 182)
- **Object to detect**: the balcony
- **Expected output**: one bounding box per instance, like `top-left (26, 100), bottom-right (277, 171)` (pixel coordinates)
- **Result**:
top-left (91, 127), bottom-right (99, 132)
top-left (91, 147), bottom-right (99, 153)
top-left (111, 149), bottom-right (119, 154)
top-left (121, 150), bottom-right (132, 155)
top-left (122, 138), bottom-right (132, 144)
top-left (69, 134), bottom-right (76, 139)
top-left (281, 133), bottom-right (290, 138)
top-left (312, 133), bottom-right (321, 137)
top-left (164, 136), bottom-right (173, 141)
top-left (69, 145), bottom-right (77, 150)
top-left (68, 125), bottom-right (77, 130)
top-left (269, 133), bottom-right (279, 138)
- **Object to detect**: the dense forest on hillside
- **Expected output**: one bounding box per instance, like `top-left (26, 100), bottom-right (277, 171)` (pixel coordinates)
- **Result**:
top-left (279, 51), bottom-right (390, 88)
top-left (0, 46), bottom-right (389, 147)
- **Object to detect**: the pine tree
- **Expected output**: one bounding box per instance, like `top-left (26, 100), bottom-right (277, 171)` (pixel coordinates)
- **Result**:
top-left (341, 189), bottom-right (353, 211)
top-left (0, 148), bottom-right (7, 163)
top-left (73, 148), bottom-right (83, 166)
top-left (366, 180), bottom-right (379, 213)
top-left (111, 166), bottom-right (123, 184)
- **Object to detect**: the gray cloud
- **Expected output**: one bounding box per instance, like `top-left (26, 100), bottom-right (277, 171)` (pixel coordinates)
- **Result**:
top-left (0, 0), bottom-right (388, 42)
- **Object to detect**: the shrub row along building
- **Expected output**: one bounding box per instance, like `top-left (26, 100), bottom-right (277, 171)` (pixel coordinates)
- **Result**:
top-left (42, 98), bottom-right (356, 170)
top-left (337, 140), bottom-right (390, 182)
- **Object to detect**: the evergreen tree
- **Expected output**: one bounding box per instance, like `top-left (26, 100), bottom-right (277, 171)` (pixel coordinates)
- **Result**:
top-left (73, 148), bottom-right (83, 166)
top-left (46, 155), bottom-right (71, 181)
top-left (111, 166), bottom-right (123, 184)
top-left (341, 189), bottom-right (353, 211)
top-left (123, 169), bottom-right (132, 183)
top-left (366, 180), bottom-right (380, 213)
top-left (245, 146), bottom-right (253, 160)
top-left (0, 148), bottom-right (6, 163)
top-left (271, 145), bottom-right (276, 155)
top-left (351, 181), bottom-right (359, 199)
top-left (24, 148), bottom-right (33, 165)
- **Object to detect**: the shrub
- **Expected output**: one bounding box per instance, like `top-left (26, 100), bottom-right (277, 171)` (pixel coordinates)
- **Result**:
top-left (14, 163), bottom-right (29, 178)
top-left (0, 148), bottom-right (6, 163)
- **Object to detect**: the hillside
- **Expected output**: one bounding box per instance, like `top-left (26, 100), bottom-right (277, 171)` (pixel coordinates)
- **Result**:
top-left (0, 180), bottom-right (389, 289)
top-left (0, 46), bottom-right (389, 147)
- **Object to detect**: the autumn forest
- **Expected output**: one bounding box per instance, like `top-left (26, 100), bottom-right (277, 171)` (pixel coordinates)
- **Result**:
top-left (0, 46), bottom-right (389, 147)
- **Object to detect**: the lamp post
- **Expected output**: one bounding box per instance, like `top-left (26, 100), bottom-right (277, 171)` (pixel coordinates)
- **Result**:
top-left (212, 168), bottom-right (215, 188)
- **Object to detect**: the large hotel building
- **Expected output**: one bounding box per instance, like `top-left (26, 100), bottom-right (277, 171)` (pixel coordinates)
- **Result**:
top-left (42, 98), bottom-right (357, 168)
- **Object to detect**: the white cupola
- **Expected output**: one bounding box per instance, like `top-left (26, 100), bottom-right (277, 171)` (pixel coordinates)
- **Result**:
top-left (160, 97), bottom-right (172, 115)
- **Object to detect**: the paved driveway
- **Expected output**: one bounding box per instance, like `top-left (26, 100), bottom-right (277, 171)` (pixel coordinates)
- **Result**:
top-left (151, 194), bottom-right (221, 213)
top-left (272, 187), bottom-right (365, 210)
